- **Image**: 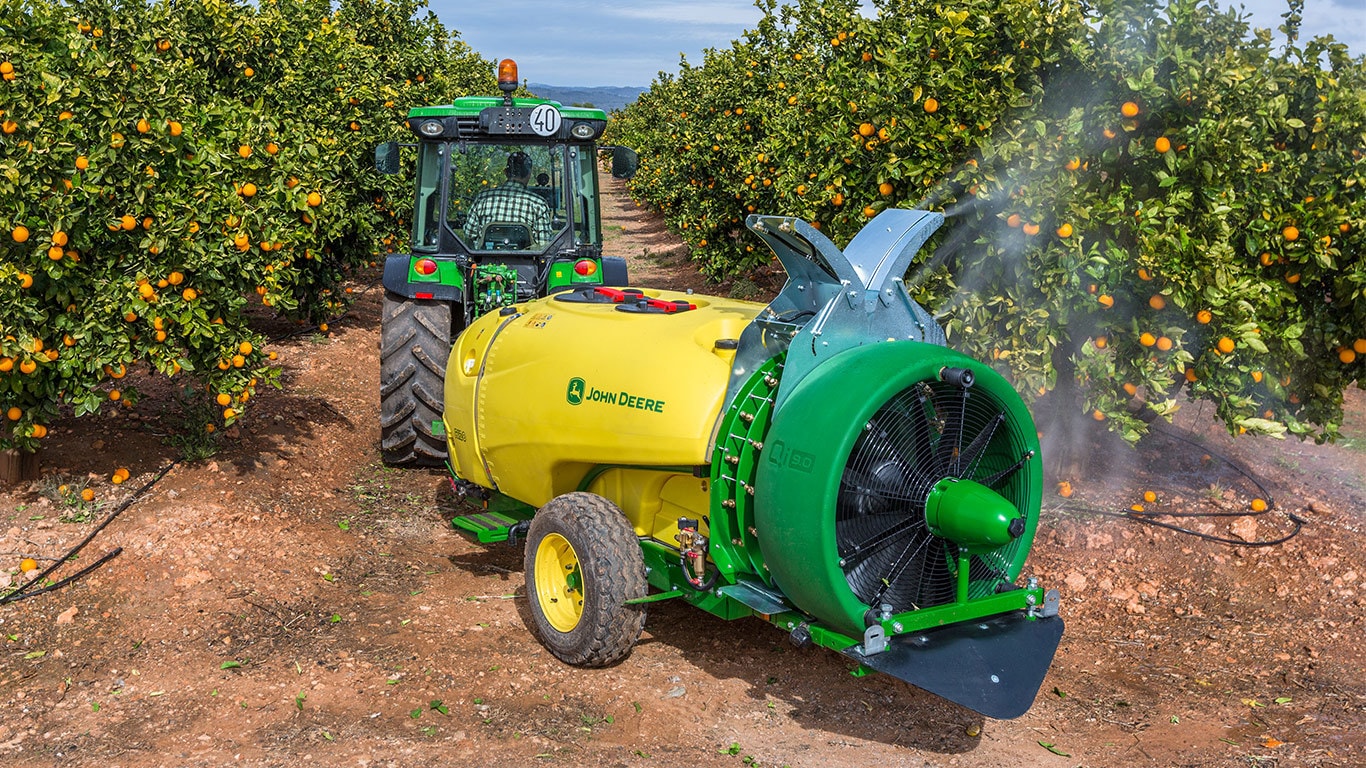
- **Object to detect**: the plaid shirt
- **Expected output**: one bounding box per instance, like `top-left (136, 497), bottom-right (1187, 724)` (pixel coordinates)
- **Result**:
top-left (462, 181), bottom-right (553, 248)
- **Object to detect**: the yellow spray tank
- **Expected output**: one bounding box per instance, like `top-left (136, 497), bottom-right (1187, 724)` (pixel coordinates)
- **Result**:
top-left (443, 211), bottom-right (1062, 719)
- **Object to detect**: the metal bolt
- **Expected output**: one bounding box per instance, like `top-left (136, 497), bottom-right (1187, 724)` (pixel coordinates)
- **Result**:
top-left (892, 622), bottom-right (903, 633)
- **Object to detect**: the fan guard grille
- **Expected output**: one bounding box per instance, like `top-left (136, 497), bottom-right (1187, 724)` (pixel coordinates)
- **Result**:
top-left (835, 377), bottom-right (1034, 612)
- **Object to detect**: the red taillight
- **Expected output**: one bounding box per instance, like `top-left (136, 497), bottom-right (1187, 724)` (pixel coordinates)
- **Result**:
top-left (574, 259), bottom-right (597, 277)
top-left (414, 291), bottom-right (434, 300)
top-left (414, 258), bottom-right (438, 276)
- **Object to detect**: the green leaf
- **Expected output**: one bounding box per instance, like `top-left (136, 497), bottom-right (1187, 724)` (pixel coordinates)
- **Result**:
top-left (220, 660), bottom-right (242, 670)
top-left (1038, 741), bottom-right (1071, 757)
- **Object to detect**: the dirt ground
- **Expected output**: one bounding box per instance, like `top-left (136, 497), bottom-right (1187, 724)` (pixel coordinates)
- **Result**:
top-left (2, 177), bottom-right (1363, 767)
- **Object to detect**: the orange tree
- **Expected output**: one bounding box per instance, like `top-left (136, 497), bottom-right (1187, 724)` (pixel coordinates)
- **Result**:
top-left (611, 0), bottom-right (1365, 459)
top-left (0, 0), bottom-right (494, 452)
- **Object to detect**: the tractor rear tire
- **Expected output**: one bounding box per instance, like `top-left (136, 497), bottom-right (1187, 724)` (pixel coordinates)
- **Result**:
top-left (524, 492), bottom-right (647, 667)
top-left (379, 291), bottom-right (451, 467)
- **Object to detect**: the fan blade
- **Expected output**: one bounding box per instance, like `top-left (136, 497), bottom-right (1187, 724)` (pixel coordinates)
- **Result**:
top-left (958, 411), bottom-right (1006, 477)
top-left (836, 514), bottom-right (919, 566)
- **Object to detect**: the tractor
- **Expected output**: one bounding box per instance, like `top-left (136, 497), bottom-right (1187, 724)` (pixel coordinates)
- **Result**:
top-left (374, 59), bottom-right (638, 466)
top-left (441, 208), bottom-right (1064, 719)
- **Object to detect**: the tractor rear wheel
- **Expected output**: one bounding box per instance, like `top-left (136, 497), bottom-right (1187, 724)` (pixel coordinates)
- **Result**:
top-left (379, 291), bottom-right (451, 467)
top-left (524, 492), bottom-right (646, 667)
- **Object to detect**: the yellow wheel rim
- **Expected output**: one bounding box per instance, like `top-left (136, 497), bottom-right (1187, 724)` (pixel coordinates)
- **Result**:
top-left (534, 532), bottom-right (584, 633)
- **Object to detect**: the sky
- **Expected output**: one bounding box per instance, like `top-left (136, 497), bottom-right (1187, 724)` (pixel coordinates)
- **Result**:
top-left (427, 0), bottom-right (1365, 88)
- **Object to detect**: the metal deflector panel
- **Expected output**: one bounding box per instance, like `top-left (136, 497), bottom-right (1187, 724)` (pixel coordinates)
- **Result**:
top-left (842, 612), bottom-right (1063, 720)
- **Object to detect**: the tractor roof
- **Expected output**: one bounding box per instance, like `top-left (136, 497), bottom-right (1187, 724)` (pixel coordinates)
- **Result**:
top-left (410, 96), bottom-right (607, 122)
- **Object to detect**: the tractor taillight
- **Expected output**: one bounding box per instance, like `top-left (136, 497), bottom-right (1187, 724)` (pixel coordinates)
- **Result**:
top-left (573, 259), bottom-right (597, 277)
top-left (415, 258), bottom-right (438, 276)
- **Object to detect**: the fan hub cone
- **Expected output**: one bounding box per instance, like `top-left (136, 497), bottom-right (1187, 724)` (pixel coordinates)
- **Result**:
top-left (924, 477), bottom-right (1024, 553)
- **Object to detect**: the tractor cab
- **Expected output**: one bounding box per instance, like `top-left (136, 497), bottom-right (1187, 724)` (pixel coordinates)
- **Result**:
top-left (374, 59), bottom-right (637, 316)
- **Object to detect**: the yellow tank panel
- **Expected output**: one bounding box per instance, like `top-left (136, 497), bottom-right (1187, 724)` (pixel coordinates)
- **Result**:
top-left (443, 288), bottom-right (763, 507)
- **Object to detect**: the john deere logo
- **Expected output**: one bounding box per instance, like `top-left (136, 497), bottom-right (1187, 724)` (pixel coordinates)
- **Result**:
top-left (567, 377), bottom-right (585, 405)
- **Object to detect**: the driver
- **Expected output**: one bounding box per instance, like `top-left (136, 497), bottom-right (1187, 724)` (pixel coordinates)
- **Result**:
top-left (463, 151), bottom-right (554, 249)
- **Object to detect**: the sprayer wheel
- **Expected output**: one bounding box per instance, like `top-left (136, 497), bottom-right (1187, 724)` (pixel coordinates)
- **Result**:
top-left (379, 291), bottom-right (451, 467)
top-left (524, 492), bottom-right (647, 667)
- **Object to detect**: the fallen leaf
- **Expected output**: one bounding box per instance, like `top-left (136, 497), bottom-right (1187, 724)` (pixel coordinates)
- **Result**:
top-left (1038, 741), bottom-right (1071, 757)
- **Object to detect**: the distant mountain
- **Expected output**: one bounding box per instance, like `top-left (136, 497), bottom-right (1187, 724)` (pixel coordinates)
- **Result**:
top-left (527, 83), bottom-right (645, 114)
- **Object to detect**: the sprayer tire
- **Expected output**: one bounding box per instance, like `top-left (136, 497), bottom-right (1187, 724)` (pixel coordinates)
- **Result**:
top-left (379, 291), bottom-right (450, 467)
top-left (524, 492), bottom-right (647, 667)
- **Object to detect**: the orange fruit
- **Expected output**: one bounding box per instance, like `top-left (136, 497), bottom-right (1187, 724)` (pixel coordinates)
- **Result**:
top-left (1056, 223), bottom-right (1073, 238)
top-left (12, 225), bottom-right (29, 242)
top-left (243, 66), bottom-right (254, 77)
top-left (1139, 332), bottom-right (1156, 347)
top-left (20, 558), bottom-right (38, 573)
top-left (318, 322), bottom-right (329, 332)
top-left (1123, 382), bottom-right (1138, 396)
top-left (1155, 136), bottom-right (1171, 153)
top-left (1217, 337), bottom-right (1235, 354)
top-left (1148, 294), bottom-right (1166, 310)
top-left (878, 182), bottom-right (893, 196)
top-left (1156, 336), bottom-right (1173, 351)
top-left (858, 122), bottom-right (874, 137)
top-left (238, 144), bottom-right (252, 159)
top-left (238, 341), bottom-right (253, 356)
top-left (182, 288), bottom-right (198, 301)
top-left (1286, 273), bottom-right (1300, 284)
top-left (1341, 349), bottom-right (1358, 364)
top-left (1196, 309), bottom-right (1212, 324)
top-left (306, 192), bottom-right (322, 207)
top-left (1282, 225), bottom-right (1299, 241)
top-left (1137, 268), bottom-right (1152, 281)
top-left (1121, 101), bottom-right (1139, 118)
top-left (1092, 409), bottom-right (1105, 421)
top-left (1353, 339), bottom-right (1366, 354)
top-left (265, 142), bottom-right (279, 155)
top-left (923, 97), bottom-right (939, 113)
top-left (1064, 157), bottom-right (1080, 171)
top-left (216, 393), bottom-right (232, 406)
top-left (1251, 370), bottom-right (1264, 383)
top-left (5, 406), bottom-right (20, 420)
top-left (30, 424), bottom-right (46, 438)
top-left (168, 271), bottom-right (184, 285)
top-left (136, 118), bottom-right (150, 134)
top-left (223, 407), bottom-right (237, 420)
top-left (123, 311), bottom-right (137, 322)
top-left (1143, 490), bottom-right (1157, 503)
top-left (120, 215), bottom-right (136, 231)
top-left (231, 354), bottom-right (245, 368)
top-left (168, 121), bottom-right (183, 137)
top-left (1094, 336), bottom-right (1108, 349)
top-left (0, 357), bottom-right (10, 372)
top-left (81, 488), bottom-right (95, 502)
top-left (862, 205), bottom-right (877, 218)
top-left (1022, 223), bottom-right (1040, 236)
top-left (1057, 481), bottom-right (1074, 498)
top-left (75, 155), bottom-right (89, 170)
top-left (831, 192), bottom-right (844, 207)
top-left (1097, 294), bottom-right (1114, 308)
top-left (1006, 213), bottom-right (1021, 228)
top-left (285, 176), bottom-right (299, 189)
top-left (47, 245), bottom-right (63, 260)
top-left (19, 359), bottom-right (37, 374)
top-left (240, 183), bottom-right (256, 198)
top-left (1250, 498), bottom-right (1268, 512)
top-left (109, 389), bottom-right (121, 401)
